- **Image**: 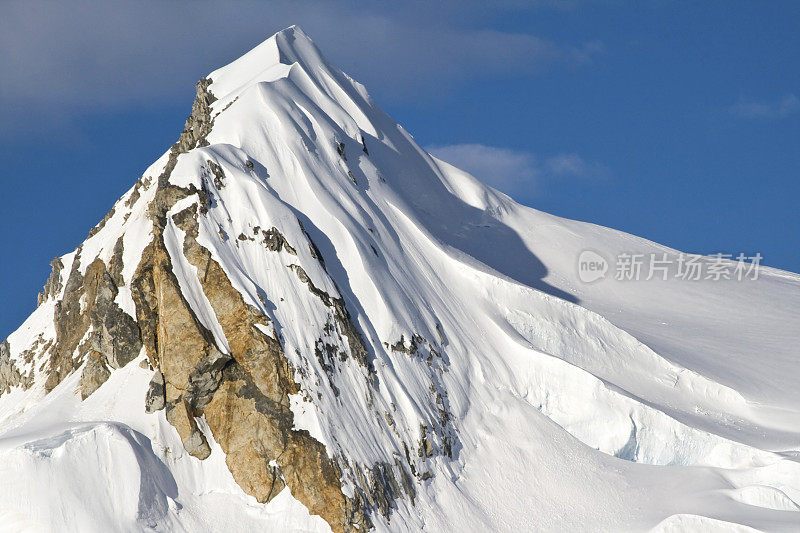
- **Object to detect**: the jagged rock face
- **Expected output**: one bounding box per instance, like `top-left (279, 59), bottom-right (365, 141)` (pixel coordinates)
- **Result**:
top-left (0, 340), bottom-right (22, 394)
top-left (152, 200), bottom-right (365, 530)
top-left (132, 235), bottom-right (218, 458)
top-left (1, 119), bottom-right (441, 533)
top-left (260, 226), bottom-right (297, 254)
top-left (44, 246), bottom-right (142, 394)
top-left (174, 78), bottom-right (216, 153)
top-left (88, 260), bottom-right (142, 370)
top-left (288, 264), bottom-right (371, 371)
top-left (112, 195), bottom-right (363, 529)
top-left (80, 351), bottom-right (111, 400)
top-left (37, 258), bottom-right (64, 306)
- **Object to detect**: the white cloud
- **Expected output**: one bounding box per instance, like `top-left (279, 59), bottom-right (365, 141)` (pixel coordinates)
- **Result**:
top-left (729, 94), bottom-right (800, 119)
top-left (426, 143), bottom-right (607, 196)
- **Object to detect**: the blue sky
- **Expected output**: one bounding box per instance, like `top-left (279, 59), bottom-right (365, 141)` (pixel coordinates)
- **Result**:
top-left (1, 1), bottom-right (798, 338)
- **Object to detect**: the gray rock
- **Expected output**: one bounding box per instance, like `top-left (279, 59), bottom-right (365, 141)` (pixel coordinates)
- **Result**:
top-left (187, 346), bottom-right (231, 411)
top-left (90, 269), bottom-right (142, 369)
top-left (87, 207), bottom-right (115, 238)
top-left (183, 427), bottom-right (212, 460)
top-left (37, 257), bottom-right (64, 306)
top-left (165, 400), bottom-right (211, 460)
top-left (145, 371), bottom-right (166, 413)
top-left (79, 351), bottom-right (112, 400)
top-left (173, 78), bottom-right (217, 154)
top-left (260, 227), bottom-right (297, 255)
top-left (208, 160), bottom-right (225, 189)
top-left (289, 264), bottom-right (370, 370)
top-left (0, 339), bottom-right (22, 394)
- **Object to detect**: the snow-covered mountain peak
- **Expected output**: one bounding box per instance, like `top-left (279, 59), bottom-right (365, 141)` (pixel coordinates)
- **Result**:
top-left (215, 24), bottom-right (319, 74)
top-left (206, 25), bottom-right (377, 138)
top-left (1, 27), bottom-right (799, 533)
top-left (206, 25), bottom-right (307, 96)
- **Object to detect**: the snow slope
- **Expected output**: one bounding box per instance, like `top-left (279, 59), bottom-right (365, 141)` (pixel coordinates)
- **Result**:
top-left (1, 26), bottom-right (798, 532)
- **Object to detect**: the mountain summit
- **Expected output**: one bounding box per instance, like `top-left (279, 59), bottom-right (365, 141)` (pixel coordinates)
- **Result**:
top-left (1, 27), bottom-right (799, 532)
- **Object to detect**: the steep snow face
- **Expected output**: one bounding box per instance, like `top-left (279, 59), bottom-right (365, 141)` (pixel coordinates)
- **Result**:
top-left (2, 25), bottom-right (800, 532)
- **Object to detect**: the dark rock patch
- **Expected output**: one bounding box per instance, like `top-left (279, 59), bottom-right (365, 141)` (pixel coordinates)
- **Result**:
top-left (145, 371), bottom-right (166, 413)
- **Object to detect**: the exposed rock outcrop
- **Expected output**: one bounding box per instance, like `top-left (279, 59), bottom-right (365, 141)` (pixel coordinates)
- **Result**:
top-left (145, 370), bottom-right (166, 413)
top-left (87, 207), bottom-right (115, 238)
top-left (207, 160), bottom-right (225, 189)
top-left (37, 257), bottom-right (64, 305)
top-left (355, 460), bottom-right (416, 519)
top-left (80, 351), bottom-right (111, 400)
top-left (174, 78), bottom-right (217, 153)
top-left (289, 264), bottom-right (370, 370)
top-left (389, 334), bottom-right (423, 356)
top-left (260, 227), bottom-right (297, 254)
top-left (37, 239), bottom-right (143, 397)
top-left (122, 188), bottom-right (368, 528)
top-left (0, 340), bottom-right (23, 394)
top-left (166, 399), bottom-right (211, 460)
top-left (171, 204), bottom-right (366, 531)
top-left (44, 245), bottom-right (141, 394)
top-left (130, 226), bottom-right (220, 461)
top-left (88, 262), bottom-right (142, 369)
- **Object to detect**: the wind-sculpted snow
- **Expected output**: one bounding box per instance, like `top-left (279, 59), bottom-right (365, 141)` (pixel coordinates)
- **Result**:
top-left (1, 25), bottom-right (799, 532)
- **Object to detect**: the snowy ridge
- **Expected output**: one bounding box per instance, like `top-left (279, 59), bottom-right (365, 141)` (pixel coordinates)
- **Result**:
top-left (1, 26), bottom-right (799, 532)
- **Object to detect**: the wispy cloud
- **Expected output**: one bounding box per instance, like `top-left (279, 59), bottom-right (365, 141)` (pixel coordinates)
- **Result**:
top-left (543, 153), bottom-right (609, 179)
top-left (0, 1), bottom-right (602, 138)
top-left (729, 94), bottom-right (800, 119)
top-left (426, 143), bottom-right (608, 196)
top-left (427, 144), bottom-right (539, 193)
